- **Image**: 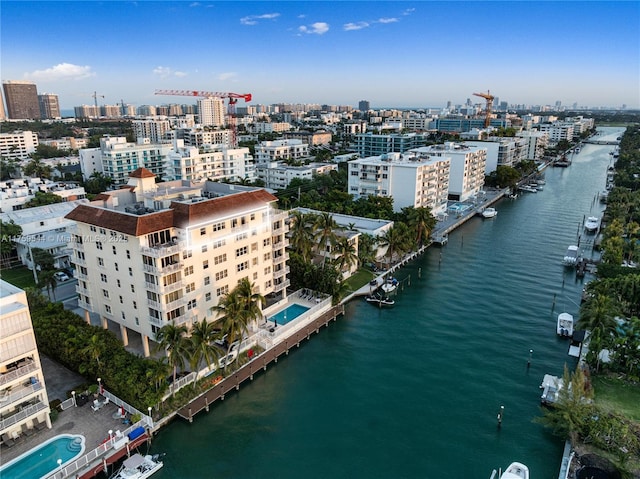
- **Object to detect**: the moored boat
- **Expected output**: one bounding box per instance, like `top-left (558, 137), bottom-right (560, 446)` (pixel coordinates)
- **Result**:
top-left (365, 293), bottom-right (395, 307)
top-left (557, 312), bottom-right (574, 337)
top-left (584, 216), bottom-right (599, 233)
top-left (109, 453), bottom-right (164, 479)
top-left (380, 277), bottom-right (398, 293)
top-left (481, 207), bottom-right (497, 218)
top-left (563, 245), bottom-right (580, 266)
top-left (500, 462), bottom-right (530, 479)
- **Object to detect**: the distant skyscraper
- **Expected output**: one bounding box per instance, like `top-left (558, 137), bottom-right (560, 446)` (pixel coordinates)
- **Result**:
top-left (197, 97), bottom-right (226, 126)
top-left (555, 100), bottom-right (562, 109)
top-left (0, 93), bottom-right (5, 121)
top-left (358, 100), bottom-right (370, 112)
top-left (3, 80), bottom-right (40, 119)
top-left (446, 100), bottom-right (452, 110)
top-left (38, 93), bottom-right (61, 119)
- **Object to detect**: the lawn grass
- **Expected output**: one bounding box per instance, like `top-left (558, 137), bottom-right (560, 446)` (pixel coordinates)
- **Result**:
top-left (342, 268), bottom-right (376, 293)
top-left (0, 265), bottom-right (37, 289)
top-left (592, 374), bottom-right (640, 422)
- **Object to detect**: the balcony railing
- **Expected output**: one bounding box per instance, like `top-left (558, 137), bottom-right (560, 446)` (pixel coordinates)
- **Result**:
top-left (0, 400), bottom-right (48, 431)
top-left (0, 361), bottom-right (37, 388)
top-left (77, 299), bottom-right (93, 311)
top-left (0, 380), bottom-right (44, 407)
top-left (140, 242), bottom-right (182, 258)
top-left (143, 262), bottom-right (183, 274)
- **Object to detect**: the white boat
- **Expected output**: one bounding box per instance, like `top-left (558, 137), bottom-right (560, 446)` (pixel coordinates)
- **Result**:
top-left (584, 216), bottom-right (599, 233)
top-left (518, 185), bottom-right (537, 193)
top-left (365, 293), bottom-right (395, 307)
top-left (556, 312), bottom-right (574, 337)
top-left (110, 453), bottom-right (163, 479)
top-left (563, 245), bottom-right (579, 266)
top-left (500, 462), bottom-right (530, 479)
top-left (380, 277), bottom-right (398, 293)
top-left (482, 207), bottom-right (497, 218)
top-left (540, 374), bottom-right (563, 406)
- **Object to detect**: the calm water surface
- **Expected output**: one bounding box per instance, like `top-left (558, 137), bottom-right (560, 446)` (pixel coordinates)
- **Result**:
top-left (150, 127), bottom-right (624, 479)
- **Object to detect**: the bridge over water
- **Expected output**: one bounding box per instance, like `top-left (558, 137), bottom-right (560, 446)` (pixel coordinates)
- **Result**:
top-left (583, 139), bottom-right (619, 145)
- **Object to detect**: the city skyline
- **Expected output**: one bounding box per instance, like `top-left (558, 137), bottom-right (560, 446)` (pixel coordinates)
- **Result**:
top-left (1, 1), bottom-right (639, 111)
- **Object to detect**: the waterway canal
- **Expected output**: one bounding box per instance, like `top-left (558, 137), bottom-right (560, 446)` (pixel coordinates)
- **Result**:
top-left (150, 127), bottom-right (624, 479)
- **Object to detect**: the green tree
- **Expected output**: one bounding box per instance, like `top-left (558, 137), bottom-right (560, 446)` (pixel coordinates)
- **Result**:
top-left (31, 247), bottom-right (55, 272)
top-left (313, 212), bottom-right (340, 265)
top-left (84, 172), bottom-right (114, 194)
top-left (0, 158), bottom-right (20, 180)
top-left (80, 333), bottom-right (104, 373)
top-left (154, 322), bottom-right (190, 395)
top-left (378, 223), bottom-right (412, 268)
top-left (37, 269), bottom-right (57, 301)
top-left (405, 207), bottom-right (437, 247)
top-left (23, 191), bottom-right (63, 208)
top-left (0, 220), bottom-right (22, 256)
top-left (212, 290), bottom-right (250, 372)
top-left (188, 318), bottom-right (221, 388)
top-left (22, 158), bottom-right (53, 179)
top-left (332, 236), bottom-right (359, 276)
top-left (288, 211), bottom-right (316, 262)
top-left (578, 294), bottom-right (619, 370)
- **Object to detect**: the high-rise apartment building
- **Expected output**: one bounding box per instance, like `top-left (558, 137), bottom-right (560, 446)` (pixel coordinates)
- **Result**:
top-left (358, 100), bottom-right (370, 112)
top-left (0, 280), bottom-right (52, 440)
top-left (66, 169), bottom-right (289, 356)
top-left (2, 81), bottom-right (40, 120)
top-left (38, 93), bottom-right (61, 119)
top-left (197, 97), bottom-right (226, 127)
top-left (0, 130), bottom-right (39, 160)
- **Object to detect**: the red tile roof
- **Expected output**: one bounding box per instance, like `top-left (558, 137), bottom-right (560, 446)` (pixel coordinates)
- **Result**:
top-left (129, 168), bottom-right (156, 179)
top-left (65, 205), bottom-right (174, 236)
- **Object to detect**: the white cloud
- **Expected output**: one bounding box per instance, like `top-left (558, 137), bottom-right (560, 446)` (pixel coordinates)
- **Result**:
top-left (217, 72), bottom-right (237, 81)
top-left (344, 21), bottom-right (369, 31)
top-left (189, 2), bottom-right (200, 7)
top-left (153, 66), bottom-right (188, 79)
top-left (299, 22), bottom-right (329, 35)
top-left (26, 63), bottom-right (95, 81)
top-left (403, 8), bottom-right (415, 16)
top-left (240, 13), bottom-right (280, 25)
top-left (377, 17), bottom-right (398, 24)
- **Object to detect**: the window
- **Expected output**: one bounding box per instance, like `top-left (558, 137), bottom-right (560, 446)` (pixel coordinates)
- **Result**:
top-left (252, 257), bottom-right (258, 266)
top-left (216, 285), bottom-right (229, 296)
top-left (202, 244), bottom-right (208, 253)
top-left (90, 226), bottom-right (96, 232)
top-left (253, 272), bottom-right (258, 280)
top-left (119, 295), bottom-right (123, 304)
top-left (236, 261), bottom-right (249, 272)
top-left (236, 246), bottom-right (248, 257)
top-left (203, 260), bottom-right (209, 269)
top-left (235, 232), bottom-right (248, 241)
top-left (102, 289), bottom-right (110, 298)
top-left (115, 263), bottom-right (119, 271)
top-left (200, 227), bottom-right (206, 236)
top-left (133, 301), bottom-right (137, 310)
top-left (251, 242), bottom-right (258, 252)
top-left (250, 213), bottom-right (255, 221)
top-left (184, 265), bottom-right (194, 276)
top-left (186, 282), bottom-right (196, 293)
top-left (205, 292), bottom-right (212, 301)
top-left (214, 253), bottom-right (227, 265)
top-left (187, 299), bottom-right (197, 310)
top-left (265, 280), bottom-right (272, 289)
top-left (98, 257), bottom-right (104, 266)
top-left (213, 239), bottom-right (226, 249)
top-left (131, 284), bottom-right (135, 293)
top-left (105, 304), bottom-right (111, 313)
top-left (215, 270), bottom-right (228, 281)
top-left (231, 218), bottom-right (238, 228)
top-left (264, 252), bottom-right (271, 261)
top-left (183, 250), bottom-right (192, 259)
top-left (264, 266), bottom-right (271, 275)
top-left (135, 317), bottom-right (139, 325)
top-left (96, 241), bottom-right (103, 250)
top-left (100, 273), bottom-right (107, 282)
top-left (204, 276), bottom-right (210, 285)
top-left (129, 267), bottom-right (133, 276)
top-left (213, 221), bottom-right (225, 231)
top-left (112, 245), bottom-right (117, 255)
top-left (100, 228), bottom-right (106, 235)
top-left (126, 250), bottom-right (130, 259)
top-left (263, 238), bottom-right (271, 247)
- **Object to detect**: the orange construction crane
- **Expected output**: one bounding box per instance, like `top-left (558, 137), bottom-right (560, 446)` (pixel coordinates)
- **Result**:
top-left (155, 89), bottom-right (252, 147)
top-left (473, 90), bottom-right (495, 128)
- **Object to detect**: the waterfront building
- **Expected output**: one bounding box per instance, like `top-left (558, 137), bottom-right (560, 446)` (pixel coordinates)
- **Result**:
top-left (0, 200), bottom-right (89, 271)
top-left (38, 93), bottom-right (60, 119)
top-left (2, 81), bottom-right (40, 120)
top-left (283, 130), bottom-right (332, 145)
top-left (538, 123), bottom-right (574, 145)
top-left (431, 117), bottom-right (510, 133)
top-left (348, 151), bottom-right (450, 214)
top-left (164, 140), bottom-right (255, 182)
top-left (65, 169), bottom-right (290, 356)
top-left (197, 97), bottom-right (226, 127)
top-left (132, 118), bottom-right (172, 143)
top-left (0, 130), bottom-right (39, 160)
top-left (516, 130), bottom-right (549, 160)
top-left (0, 280), bottom-right (52, 442)
top-left (0, 178), bottom-right (86, 213)
top-left (256, 162), bottom-right (337, 190)
top-left (254, 139), bottom-right (309, 165)
top-left (417, 142), bottom-right (487, 201)
top-left (464, 137), bottom-right (527, 172)
top-left (100, 105), bottom-right (122, 118)
top-left (354, 132), bottom-right (428, 158)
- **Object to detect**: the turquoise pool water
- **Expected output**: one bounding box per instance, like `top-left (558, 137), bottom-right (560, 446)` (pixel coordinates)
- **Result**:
top-left (269, 304), bottom-right (309, 326)
top-left (448, 202), bottom-right (472, 212)
top-left (0, 433), bottom-right (85, 479)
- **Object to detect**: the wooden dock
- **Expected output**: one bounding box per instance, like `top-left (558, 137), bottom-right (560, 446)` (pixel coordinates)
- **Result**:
top-left (177, 304), bottom-right (345, 422)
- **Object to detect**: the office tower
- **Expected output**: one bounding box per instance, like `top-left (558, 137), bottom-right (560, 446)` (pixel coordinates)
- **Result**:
top-left (38, 93), bottom-right (61, 119)
top-left (358, 100), bottom-right (370, 112)
top-left (3, 80), bottom-right (41, 119)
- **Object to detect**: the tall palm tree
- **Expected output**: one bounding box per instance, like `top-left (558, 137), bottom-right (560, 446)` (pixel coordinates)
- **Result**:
top-left (288, 211), bottom-right (315, 262)
top-left (377, 224), bottom-right (412, 268)
top-left (38, 270), bottom-right (57, 301)
top-left (211, 290), bottom-right (251, 372)
top-left (357, 233), bottom-right (378, 267)
top-left (313, 212), bottom-right (340, 265)
top-left (189, 318), bottom-right (222, 386)
top-left (154, 322), bottom-right (190, 394)
top-left (578, 294), bottom-right (619, 371)
top-left (407, 207), bottom-right (437, 247)
top-left (80, 333), bottom-right (103, 375)
top-left (332, 236), bottom-right (359, 277)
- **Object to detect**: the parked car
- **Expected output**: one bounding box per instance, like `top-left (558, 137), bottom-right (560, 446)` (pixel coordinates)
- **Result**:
top-left (54, 272), bottom-right (70, 282)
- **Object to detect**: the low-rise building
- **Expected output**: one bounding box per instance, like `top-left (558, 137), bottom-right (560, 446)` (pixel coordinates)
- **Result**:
top-left (256, 162), bottom-right (337, 190)
top-left (283, 130), bottom-right (332, 145)
top-left (0, 280), bottom-right (51, 442)
top-left (0, 131), bottom-right (39, 160)
top-left (254, 139), bottom-right (309, 165)
top-left (0, 178), bottom-right (86, 213)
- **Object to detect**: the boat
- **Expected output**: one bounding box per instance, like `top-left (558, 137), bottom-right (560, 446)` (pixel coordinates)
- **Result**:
top-left (540, 374), bottom-right (563, 406)
top-left (562, 245), bottom-right (580, 266)
top-left (599, 190), bottom-right (609, 203)
top-left (556, 312), bottom-right (574, 337)
top-left (380, 277), bottom-right (398, 294)
top-left (584, 216), bottom-right (599, 233)
top-left (500, 462), bottom-right (530, 479)
top-left (518, 185), bottom-right (537, 193)
top-left (365, 293), bottom-right (395, 307)
top-left (110, 453), bottom-right (164, 479)
top-left (481, 207), bottom-right (497, 218)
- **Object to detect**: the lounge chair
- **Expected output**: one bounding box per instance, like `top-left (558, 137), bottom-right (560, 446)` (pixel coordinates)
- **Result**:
top-left (2, 433), bottom-right (15, 448)
top-left (34, 418), bottom-right (46, 430)
top-left (21, 423), bottom-right (34, 437)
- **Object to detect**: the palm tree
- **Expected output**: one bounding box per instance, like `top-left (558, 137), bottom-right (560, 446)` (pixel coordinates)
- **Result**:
top-left (80, 333), bottom-right (103, 372)
top-left (332, 236), bottom-right (359, 277)
top-left (407, 207), bottom-right (437, 247)
top-left (357, 233), bottom-right (378, 267)
top-left (154, 322), bottom-right (190, 394)
top-left (189, 318), bottom-right (222, 385)
top-left (38, 270), bottom-right (57, 301)
top-left (377, 224), bottom-right (412, 268)
top-left (288, 211), bottom-right (315, 262)
top-left (313, 212), bottom-right (340, 265)
top-left (578, 294), bottom-right (619, 371)
top-left (146, 357), bottom-right (171, 393)
top-left (211, 290), bottom-right (251, 372)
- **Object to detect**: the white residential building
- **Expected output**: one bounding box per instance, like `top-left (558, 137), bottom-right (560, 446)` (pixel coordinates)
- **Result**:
top-left (0, 131), bottom-right (39, 160)
top-left (254, 140), bottom-right (309, 166)
top-left (516, 131), bottom-right (549, 160)
top-left (65, 169), bottom-right (289, 357)
top-left (0, 199), bottom-right (89, 271)
top-left (464, 137), bottom-right (527, 172)
top-left (0, 280), bottom-right (51, 442)
top-left (176, 128), bottom-right (232, 148)
top-left (0, 178), bottom-right (86, 213)
top-left (39, 137), bottom-right (88, 151)
top-left (256, 162), bottom-right (337, 190)
top-left (250, 122), bottom-right (292, 134)
top-left (197, 97), bottom-right (226, 127)
top-left (538, 123), bottom-right (574, 145)
top-left (348, 151), bottom-right (450, 214)
top-left (164, 140), bottom-right (255, 183)
top-left (132, 118), bottom-right (172, 143)
top-left (417, 143), bottom-right (487, 201)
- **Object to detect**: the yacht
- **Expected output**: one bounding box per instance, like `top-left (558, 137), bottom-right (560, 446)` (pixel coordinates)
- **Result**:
top-left (481, 207), bottom-right (497, 218)
top-left (110, 453), bottom-right (163, 479)
top-left (557, 312), bottom-right (574, 338)
top-left (584, 216), bottom-right (600, 233)
top-left (563, 245), bottom-right (580, 266)
top-left (500, 462), bottom-right (530, 479)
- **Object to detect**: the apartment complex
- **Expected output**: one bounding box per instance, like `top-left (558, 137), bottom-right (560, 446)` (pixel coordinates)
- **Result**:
top-left (0, 178), bottom-right (86, 213)
top-left (256, 162), bottom-right (337, 190)
top-left (254, 139), bottom-right (309, 165)
top-left (197, 97), bottom-right (226, 127)
top-left (132, 118), bottom-right (172, 143)
top-left (0, 280), bottom-right (51, 444)
top-left (2, 81), bottom-right (40, 120)
top-left (348, 151), bottom-right (450, 214)
top-left (464, 137), bottom-right (528, 172)
top-left (0, 131), bottom-right (39, 160)
top-left (38, 93), bottom-right (61, 119)
top-left (354, 132), bottom-right (428, 158)
top-left (164, 141), bottom-right (255, 182)
top-left (66, 169), bottom-right (290, 356)
top-left (283, 130), bottom-right (332, 146)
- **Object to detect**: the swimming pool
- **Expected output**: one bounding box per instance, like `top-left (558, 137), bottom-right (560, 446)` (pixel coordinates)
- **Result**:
top-left (269, 303), bottom-right (310, 326)
top-left (0, 433), bottom-right (85, 479)
top-left (447, 202), bottom-right (472, 213)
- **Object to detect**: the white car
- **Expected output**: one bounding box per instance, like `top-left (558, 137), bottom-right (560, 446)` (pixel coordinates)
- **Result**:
top-left (54, 272), bottom-right (70, 282)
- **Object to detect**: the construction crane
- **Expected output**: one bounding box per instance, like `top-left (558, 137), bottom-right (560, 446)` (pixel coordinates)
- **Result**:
top-left (155, 89), bottom-right (252, 147)
top-left (92, 91), bottom-right (104, 109)
top-left (473, 90), bottom-right (495, 128)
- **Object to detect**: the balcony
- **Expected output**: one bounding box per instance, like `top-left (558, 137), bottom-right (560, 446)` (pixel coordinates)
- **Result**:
top-left (75, 284), bottom-right (89, 295)
top-left (0, 400), bottom-right (48, 431)
top-left (77, 299), bottom-right (93, 312)
top-left (147, 298), bottom-right (162, 309)
top-left (273, 265), bottom-right (290, 279)
top-left (140, 241), bottom-right (182, 258)
top-left (0, 380), bottom-right (44, 408)
top-left (273, 278), bottom-right (290, 292)
top-left (148, 316), bottom-right (162, 327)
top-left (0, 360), bottom-right (37, 388)
top-left (143, 261), bottom-right (183, 275)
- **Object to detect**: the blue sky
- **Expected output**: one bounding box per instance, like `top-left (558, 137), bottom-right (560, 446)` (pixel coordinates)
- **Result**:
top-left (2, 1), bottom-right (639, 110)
